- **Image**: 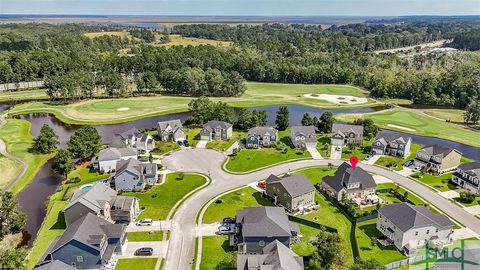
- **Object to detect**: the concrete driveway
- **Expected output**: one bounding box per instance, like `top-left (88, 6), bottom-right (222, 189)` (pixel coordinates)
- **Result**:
top-left (196, 223), bottom-right (221, 237)
top-left (306, 145), bottom-right (323, 159)
top-left (126, 221), bottom-right (168, 232)
top-left (396, 167), bottom-right (416, 176)
top-left (118, 241), bottom-right (167, 259)
top-left (330, 146), bottom-right (342, 159)
top-left (361, 154), bottom-right (382, 165)
top-left (196, 140), bottom-right (208, 149)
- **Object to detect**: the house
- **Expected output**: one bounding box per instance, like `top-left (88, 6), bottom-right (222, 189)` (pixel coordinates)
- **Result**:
top-left (157, 120), bottom-right (186, 142)
top-left (234, 206), bottom-right (299, 254)
top-left (377, 203), bottom-right (454, 254)
top-left (113, 158), bottom-right (157, 191)
top-left (111, 127), bottom-right (155, 153)
top-left (37, 213), bottom-right (127, 269)
top-left (331, 122), bottom-right (364, 146)
top-left (200, 120), bottom-right (233, 141)
top-left (413, 145), bottom-right (462, 175)
top-left (265, 174), bottom-right (315, 212)
top-left (246, 127), bottom-right (278, 149)
top-left (63, 183), bottom-right (140, 226)
top-left (237, 240), bottom-right (304, 270)
top-left (35, 260), bottom-right (76, 270)
top-left (452, 162), bottom-right (480, 195)
top-left (289, 126), bottom-right (317, 148)
top-left (372, 133), bottom-right (412, 158)
top-left (95, 147), bottom-right (138, 173)
top-left (321, 162), bottom-right (377, 201)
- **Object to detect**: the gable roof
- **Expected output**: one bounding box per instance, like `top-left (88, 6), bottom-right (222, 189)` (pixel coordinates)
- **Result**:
top-left (374, 132), bottom-right (411, 145)
top-left (248, 127), bottom-right (278, 137)
top-left (236, 207), bottom-right (298, 238)
top-left (36, 260), bottom-right (76, 270)
top-left (65, 183), bottom-right (117, 213)
top-left (266, 174), bottom-right (314, 197)
top-left (290, 126), bottom-right (317, 144)
top-left (115, 158), bottom-right (157, 178)
top-left (379, 202), bottom-right (453, 232)
top-left (332, 122), bottom-right (364, 136)
top-left (202, 120), bottom-right (233, 131)
top-left (237, 240), bottom-right (304, 270)
top-left (457, 162), bottom-right (480, 177)
top-left (158, 120), bottom-right (183, 133)
top-left (115, 127), bottom-right (142, 140)
top-left (419, 144), bottom-right (462, 157)
top-left (98, 147), bottom-right (137, 161)
top-left (322, 162), bottom-right (376, 192)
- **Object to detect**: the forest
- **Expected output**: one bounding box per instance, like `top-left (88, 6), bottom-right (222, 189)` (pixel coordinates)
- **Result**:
top-left (0, 21), bottom-right (479, 106)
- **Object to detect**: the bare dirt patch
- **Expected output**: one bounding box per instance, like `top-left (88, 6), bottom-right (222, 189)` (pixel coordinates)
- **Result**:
top-left (304, 94), bottom-right (368, 105)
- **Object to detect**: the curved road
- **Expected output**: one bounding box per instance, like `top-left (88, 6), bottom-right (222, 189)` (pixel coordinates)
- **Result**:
top-left (162, 149), bottom-right (480, 270)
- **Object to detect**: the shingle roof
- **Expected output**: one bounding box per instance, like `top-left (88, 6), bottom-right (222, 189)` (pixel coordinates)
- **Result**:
top-left (115, 158), bottom-right (157, 178)
top-left (248, 127), bottom-right (278, 137)
top-left (236, 207), bottom-right (298, 238)
top-left (378, 202), bottom-right (453, 232)
top-left (290, 126), bottom-right (317, 144)
top-left (98, 147), bottom-right (137, 161)
top-left (36, 260), bottom-right (76, 270)
top-left (203, 120), bottom-right (233, 131)
top-left (112, 196), bottom-right (137, 211)
top-left (237, 240), bottom-right (304, 270)
top-left (116, 127), bottom-right (142, 140)
top-left (332, 122), bottom-right (364, 135)
top-left (375, 132), bottom-right (411, 145)
top-left (158, 120), bottom-right (183, 133)
top-left (457, 162), bottom-right (480, 177)
top-left (322, 162), bottom-right (376, 192)
top-left (420, 144), bottom-right (461, 157)
top-left (266, 174), bottom-right (314, 197)
top-left (65, 183), bottom-right (117, 213)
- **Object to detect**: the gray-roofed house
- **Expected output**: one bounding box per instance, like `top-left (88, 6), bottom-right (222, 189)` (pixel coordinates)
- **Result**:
top-left (157, 120), bottom-right (186, 142)
top-left (35, 260), bottom-right (76, 270)
top-left (265, 174), bottom-right (315, 212)
top-left (112, 127), bottom-right (155, 153)
top-left (200, 120), bottom-right (233, 141)
top-left (377, 202), bottom-right (454, 254)
top-left (113, 158), bottom-right (158, 191)
top-left (237, 240), bottom-right (304, 270)
top-left (452, 162), bottom-right (480, 195)
top-left (289, 126), bottom-right (317, 148)
top-left (320, 162), bottom-right (377, 201)
top-left (246, 127), bottom-right (278, 149)
top-left (95, 147), bottom-right (138, 173)
top-left (331, 122), bottom-right (364, 146)
top-left (413, 145), bottom-right (462, 175)
top-left (63, 183), bottom-right (140, 226)
top-left (234, 206), bottom-right (299, 254)
top-left (372, 133), bottom-right (412, 158)
top-left (37, 213), bottom-right (127, 269)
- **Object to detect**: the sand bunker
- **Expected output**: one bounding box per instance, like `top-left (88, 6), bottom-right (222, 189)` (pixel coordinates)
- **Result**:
top-left (117, 107), bottom-right (130, 111)
top-left (387, 124), bottom-right (416, 132)
top-left (304, 94), bottom-right (368, 105)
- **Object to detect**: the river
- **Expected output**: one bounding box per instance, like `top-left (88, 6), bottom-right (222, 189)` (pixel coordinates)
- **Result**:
top-left (1, 103), bottom-right (479, 247)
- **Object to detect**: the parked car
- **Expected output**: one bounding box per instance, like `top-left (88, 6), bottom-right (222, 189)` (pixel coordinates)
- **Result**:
top-left (412, 166), bottom-right (421, 172)
top-left (135, 247), bottom-right (153, 256)
top-left (183, 140), bottom-right (190, 147)
top-left (177, 140), bottom-right (183, 146)
top-left (335, 146), bottom-right (341, 151)
top-left (404, 160), bottom-right (413, 167)
top-left (365, 154), bottom-right (372, 161)
top-left (223, 217), bottom-right (236, 224)
top-left (257, 181), bottom-right (266, 189)
top-left (218, 225), bottom-right (234, 235)
top-left (136, 219), bottom-right (153, 226)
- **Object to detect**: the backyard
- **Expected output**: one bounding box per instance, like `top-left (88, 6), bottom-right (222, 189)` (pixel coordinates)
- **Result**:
top-left (127, 231), bottom-right (164, 242)
top-left (115, 258), bottom-right (158, 270)
top-left (199, 236), bottom-right (234, 270)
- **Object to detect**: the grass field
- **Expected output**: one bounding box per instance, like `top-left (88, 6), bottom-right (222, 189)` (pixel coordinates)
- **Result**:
top-left (185, 127), bottom-right (201, 147)
top-left (335, 108), bottom-right (480, 147)
top-left (199, 236), bottom-right (234, 270)
top-left (124, 173), bottom-right (206, 220)
top-left (411, 172), bottom-right (456, 192)
top-left (84, 31), bottom-right (131, 38)
top-left (0, 89), bottom-right (48, 102)
top-left (423, 108), bottom-right (465, 123)
top-left (0, 119), bottom-right (54, 194)
top-left (206, 131), bottom-right (245, 151)
top-left (115, 258), bottom-right (158, 270)
top-left (375, 143), bottom-right (422, 171)
top-left (127, 231), bottom-right (164, 242)
top-left (0, 155), bottom-right (22, 189)
top-left (159, 34), bottom-right (232, 48)
top-left (151, 141), bottom-right (180, 155)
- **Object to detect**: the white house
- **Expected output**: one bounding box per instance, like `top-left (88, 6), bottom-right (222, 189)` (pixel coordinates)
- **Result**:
top-left (95, 147), bottom-right (138, 172)
top-left (112, 127), bottom-right (155, 153)
top-left (113, 158), bottom-right (158, 192)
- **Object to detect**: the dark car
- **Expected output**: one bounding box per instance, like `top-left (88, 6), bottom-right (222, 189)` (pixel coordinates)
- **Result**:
top-left (177, 140), bottom-right (183, 146)
top-left (223, 217), bottom-right (236, 224)
top-left (135, 247), bottom-right (153, 256)
top-left (183, 140), bottom-right (190, 147)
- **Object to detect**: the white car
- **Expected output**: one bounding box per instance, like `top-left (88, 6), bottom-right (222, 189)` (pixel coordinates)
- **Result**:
top-left (335, 146), bottom-right (341, 151)
top-left (136, 219), bottom-right (153, 226)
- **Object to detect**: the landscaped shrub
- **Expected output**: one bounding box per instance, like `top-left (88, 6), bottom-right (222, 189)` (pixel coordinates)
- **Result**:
top-left (176, 172), bottom-right (185, 180)
top-left (459, 191), bottom-right (476, 203)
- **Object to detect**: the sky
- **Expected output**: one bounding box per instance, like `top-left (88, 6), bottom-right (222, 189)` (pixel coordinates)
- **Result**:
top-left (0, 0), bottom-right (479, 16)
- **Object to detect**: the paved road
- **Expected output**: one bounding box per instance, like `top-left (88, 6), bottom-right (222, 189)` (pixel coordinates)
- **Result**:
top-left (162, 149), bottom-right (480, 270)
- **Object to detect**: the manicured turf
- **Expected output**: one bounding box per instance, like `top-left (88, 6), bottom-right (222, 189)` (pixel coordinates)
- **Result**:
top-left (335, 108), bottom-right (480, 147)
top-left (291, 166), bottom-right (336, 185)
top-left (356, 219), bottom-right (407, 264)
top-left (127, 231), bottom-right (164, 242)
top-left (185, 127), bottom-right (201, 147)
top-left (206, 131), bottom-right (246, 151)
top-left (0, 155), bottom-right (22, 189)
top-left (159, 34), bottom-right (232, 48)
top-left (316, 134), bottom-right (331, 157)
top-left (199, 236), bottom-right (234, 270)
top-left (151, 141), bottom-right (180, 155)
top-left (341, 138), bottom-right (374, 160)
top-left (0, 89), bottom-right (48, 102)
top-left (423, 108), bottom-right (466, 123)
top-left (375, 143), bottom-right (422, 171)
top-left (411, 172), bottom-right (457, 192)
top-left (124, 173), bottom-right (206, 220)
top-left (115, 258), bottom-right (158, 270)
top-left (63, 167), bottom-right (109, 200)
top-left (0, 119), bottom-right (54, 194)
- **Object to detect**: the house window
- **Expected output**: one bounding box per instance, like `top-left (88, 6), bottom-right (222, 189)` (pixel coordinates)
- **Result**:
top-left (259, 241), bottom-right (265, 246)
top-left (77, 256), bottom-right (84, 262)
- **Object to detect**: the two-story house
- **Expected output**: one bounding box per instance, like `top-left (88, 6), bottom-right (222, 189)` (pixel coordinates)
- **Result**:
top-left (94, 147), bottom-right (138, 173)
top-left (63, 183), bottom-right (140, 226)
top-left (37, 213), bottom-right (128, 269)
top-left (265, 174), bottom-right (315, 212)
top-left (200, 120), bottom-right (233, 141)
top-left (321, 162), bottom-right (377, 201)
top-left (237, 240), bottom-right (304, 270)
top-left (377, 203), bottom-right (454, 255)
top-left (413, 145), bottom-right (462, 175)
top-left (113, 158), bottom-right (157, 191)
top-left (233, 206), bottom-right (299, 254)
top-left (157, 120), bottom-right (186, 142)
top-left (111, 127), bottom-right (155, 153)
top-left (372, 133), bottom-right (412, 158)
top-left (246, 127), bottom-right (278, 149)
top-left (331, 122), bottom-right (364, 147)
top-left (289, 126), bottom-right (317, 149)
top-left (452, 162), bottom-right (480, 195)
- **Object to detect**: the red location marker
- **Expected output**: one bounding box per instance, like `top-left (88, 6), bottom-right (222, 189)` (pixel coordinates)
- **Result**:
top-left (349, 156), bottom-right (359, 170)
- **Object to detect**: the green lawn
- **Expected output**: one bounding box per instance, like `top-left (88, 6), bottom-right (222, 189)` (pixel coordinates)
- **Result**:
top-left (0, 154), bottom-right (22, 189)
top-left (423, 109), bottom-right (466, 123)
top-left (115, 258), bottom-right (158, 270)
top-left (316, 134), bottom-right (331, 157)
top-left (341, 138), bottom-right (374, 160)
top-left (411, 172), bottom-right (457, 192)
top-left (199, 236), bottom-right (234, 270)
top-left (454, 196), bottom-right (480, 207)
top-left (0, 119), bottom-right (54, 194)
top-left (375, 143), bottom-right (422, 171)
top-left (206, 131), bottom-right (246, 151)
top-left (334, 108), bottom-right (480, 147)
top-left (291, 166), bottom-right (336, 185)
top-left (185, 127), bottom-right (201, 147)
top-left (0, 89), bottom-right (48, 102)
top-left (356, 219), bottom-right (407, 265)
top-left (127, 231), bottom-right (164, 242)
top-left (151, 141), bottom-right (180, 155)
top-left (124, 173), bottom-right (206, 220)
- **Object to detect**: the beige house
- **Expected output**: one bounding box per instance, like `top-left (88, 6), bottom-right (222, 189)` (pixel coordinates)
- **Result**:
top-left (265, 174), bottom-right (315, 212)
top-left (413, 145), bottom-right (462, 175)
top-left (157, 119), bottom-right (186, 142)
top-left (200, 120), bottom-right (233, 141)
top-left (377, 203), bottom-right (454, 255)
top-left (331, 122), bottom-right (364, 147)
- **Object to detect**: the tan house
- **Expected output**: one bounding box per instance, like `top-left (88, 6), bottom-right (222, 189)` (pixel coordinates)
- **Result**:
top-left (265, 174), bottom-right (315, 212)
top-left (413, 145), bottom-right (462, 175)
top-left (200, 120), bottom-right (233, 141)
top-left (157, 120), bottom-right (186, 142)
top-left (331, 122), bottom-right (364, 147)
